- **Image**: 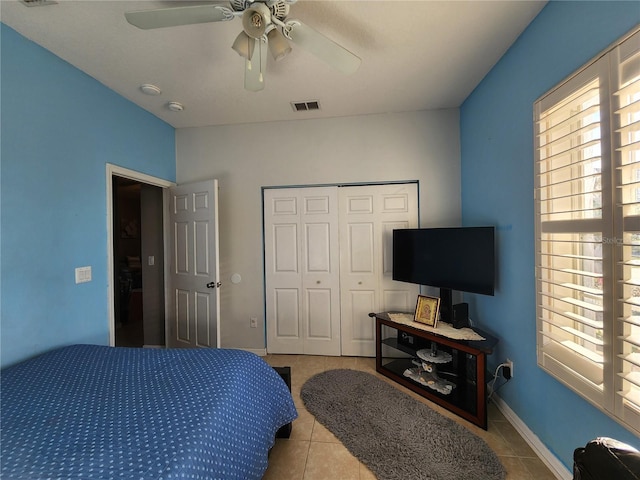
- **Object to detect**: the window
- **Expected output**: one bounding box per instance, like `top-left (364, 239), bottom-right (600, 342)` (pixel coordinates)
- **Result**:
top-left (535, 28), bottom-right (640, 435)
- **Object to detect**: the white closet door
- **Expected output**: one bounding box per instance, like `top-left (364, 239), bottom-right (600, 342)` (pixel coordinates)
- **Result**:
top-left (264, 187), bottom-right (341, 355)
top-left (339, 183), bottom-right (419, 356)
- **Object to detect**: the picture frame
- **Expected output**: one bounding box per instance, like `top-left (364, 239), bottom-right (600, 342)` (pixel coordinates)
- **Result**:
top-left (414, 295), bottom-right (440, 328)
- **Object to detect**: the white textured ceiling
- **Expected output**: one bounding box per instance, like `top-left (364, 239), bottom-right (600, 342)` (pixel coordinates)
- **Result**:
top-left (0, 0), bottom-right (546, 128)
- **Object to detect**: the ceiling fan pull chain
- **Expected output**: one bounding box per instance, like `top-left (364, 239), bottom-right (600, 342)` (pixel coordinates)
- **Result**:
top-left (258, 37), bottom-right (264, 83)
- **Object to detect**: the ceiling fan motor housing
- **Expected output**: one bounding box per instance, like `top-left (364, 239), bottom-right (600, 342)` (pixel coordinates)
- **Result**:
top-left (233, 0), bottom-right (289, 19)
top-left (270, 1), bottom-right (289, 20)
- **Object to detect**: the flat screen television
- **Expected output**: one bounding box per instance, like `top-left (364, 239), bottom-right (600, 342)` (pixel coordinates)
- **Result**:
top-left (392, 226), bottom-right (495, 326)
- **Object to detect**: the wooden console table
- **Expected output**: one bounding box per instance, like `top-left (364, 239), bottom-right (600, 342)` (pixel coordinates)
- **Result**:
top-left (371, 311), bottom-right (498, 429)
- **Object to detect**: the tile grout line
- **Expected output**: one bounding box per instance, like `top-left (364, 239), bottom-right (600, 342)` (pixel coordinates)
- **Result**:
top-left (301, 429), bottom-right (313, 480)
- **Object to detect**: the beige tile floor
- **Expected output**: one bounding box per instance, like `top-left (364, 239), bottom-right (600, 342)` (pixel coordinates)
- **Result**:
top-left (263, 354), bottom-right (559, 480)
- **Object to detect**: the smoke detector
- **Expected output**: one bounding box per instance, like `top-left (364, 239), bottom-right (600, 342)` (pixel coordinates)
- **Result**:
top-left (167, 102), bottom-right (184, 112)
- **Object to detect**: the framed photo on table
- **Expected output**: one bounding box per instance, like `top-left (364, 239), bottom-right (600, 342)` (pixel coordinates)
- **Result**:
top-left (414, 295), bottom-right (440, 328)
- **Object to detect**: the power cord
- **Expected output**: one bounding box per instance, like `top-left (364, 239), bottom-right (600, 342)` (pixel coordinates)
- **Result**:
top-left (488, 362), bottom-right (511, 402)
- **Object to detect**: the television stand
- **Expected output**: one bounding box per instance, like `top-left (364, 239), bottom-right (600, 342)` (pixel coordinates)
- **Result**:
top-left (371, 311), bottom-right (498, 429)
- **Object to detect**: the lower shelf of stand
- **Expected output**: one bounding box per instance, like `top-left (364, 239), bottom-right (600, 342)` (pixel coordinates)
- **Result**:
top-left (380, 357), bottom-right (478, 417)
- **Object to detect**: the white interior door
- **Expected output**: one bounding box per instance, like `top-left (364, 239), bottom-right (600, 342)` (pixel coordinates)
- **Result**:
top-left (339, 183), bottom-right (419, 356)
top-left (264, 187), bottom-right (341, 355)
top-left (167, 179), bottom-right (220, 348)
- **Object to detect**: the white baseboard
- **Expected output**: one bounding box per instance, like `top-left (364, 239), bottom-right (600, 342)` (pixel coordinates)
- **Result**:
top-left (240, 347), bottom-right (267, 356)
top-left (151, 345), bottom-right (267, 355)
top-left (492, 394), bottom-right (572, 480)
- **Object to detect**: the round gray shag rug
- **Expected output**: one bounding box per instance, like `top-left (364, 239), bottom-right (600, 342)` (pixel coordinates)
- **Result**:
top-left (301, 369), bottom-right (505, 480)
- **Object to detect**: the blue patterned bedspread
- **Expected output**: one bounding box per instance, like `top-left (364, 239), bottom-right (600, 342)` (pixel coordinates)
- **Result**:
top-left (1, 345), bottom-right (297, 479)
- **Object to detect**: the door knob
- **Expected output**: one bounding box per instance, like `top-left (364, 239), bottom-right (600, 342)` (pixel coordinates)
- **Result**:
top-left (206, 282), bottom-right (222, 288)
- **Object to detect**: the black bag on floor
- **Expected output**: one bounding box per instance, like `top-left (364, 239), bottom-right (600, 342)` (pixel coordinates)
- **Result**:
top-left (573, 437), bottom-right (640, 480)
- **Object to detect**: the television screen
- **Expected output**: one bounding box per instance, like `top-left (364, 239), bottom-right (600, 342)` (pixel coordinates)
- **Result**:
top-left (392, 227), bottom-right (495, 296)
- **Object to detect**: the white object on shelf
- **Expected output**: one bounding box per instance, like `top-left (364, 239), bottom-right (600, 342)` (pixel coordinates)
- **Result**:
top-left (403, 367), bottom-right (455, 395)
top-left (416, 348), bottom-right (452, 364)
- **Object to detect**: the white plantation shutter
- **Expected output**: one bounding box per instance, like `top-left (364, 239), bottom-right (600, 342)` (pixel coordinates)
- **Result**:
top-left (614, 31), bottom-right (640, 430)
top-left (535, 63), bottom-right (611, 405)
top-left (535, 28), bottom-right (640, 435)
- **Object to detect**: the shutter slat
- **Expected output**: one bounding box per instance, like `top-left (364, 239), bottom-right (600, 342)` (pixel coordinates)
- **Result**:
top-left (614, 76), bottom-right (640, 98)
top-left (618, 371), bottom-right (640, 389)
top-left (539, 155), bottom-right (601, 175)
top-left (616, 119), bottom-right (640, 136)
top-left (617, 140), bottom-right (640, 153)
top-left (620, 333), bottom-right (640, 348)
top-left (541, 252), bottom-right (601, 261)
top-left (615, 98), bottom-right (640, 118)
top-left (620, 352), bottom-right (640, 369)
top-left (619, 315), bottom-right (640, 328)
top-left (538, 86), bottom-right (600, 125)
top-left (540, 305), bottom-right (603, 329)
top-left (538, 138), bottom-right (601, 163)
top-left (540, 330), bottom-right (604, 363)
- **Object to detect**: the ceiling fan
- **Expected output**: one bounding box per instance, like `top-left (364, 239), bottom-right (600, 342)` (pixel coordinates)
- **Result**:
top-left (124, 0), bottom-right (361, 91)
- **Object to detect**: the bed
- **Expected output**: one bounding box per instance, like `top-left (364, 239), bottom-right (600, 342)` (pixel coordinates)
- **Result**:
top-left (1, 345), bottom-right (297, 479)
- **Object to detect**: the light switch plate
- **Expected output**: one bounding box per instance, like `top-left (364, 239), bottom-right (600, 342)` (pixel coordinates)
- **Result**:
top-left (75, 266), bottom-right (92, 284)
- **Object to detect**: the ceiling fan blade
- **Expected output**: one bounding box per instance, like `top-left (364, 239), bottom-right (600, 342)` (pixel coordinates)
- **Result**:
top-left (285, 20), bottom-right (361, 75)
top-left (245, 37), bottom-right (268, 91)
top-left (125, 4), bottom-right (235, 30)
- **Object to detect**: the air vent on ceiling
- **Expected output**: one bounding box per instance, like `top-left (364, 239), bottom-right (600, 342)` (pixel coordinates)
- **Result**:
top-left (21, 0), bottom-right (58, 6)
top-left (291, 100), bottom-right (320, 112)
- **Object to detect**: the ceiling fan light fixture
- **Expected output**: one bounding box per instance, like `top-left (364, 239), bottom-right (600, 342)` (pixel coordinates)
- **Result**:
top-left (231, 31), bottom-right (255, 59)
top-left (267, 28), bottom-right (291, 61)
top-left (241, 3), bottom-right (271, 39)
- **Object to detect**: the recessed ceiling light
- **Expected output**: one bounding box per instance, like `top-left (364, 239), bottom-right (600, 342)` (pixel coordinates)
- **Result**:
top-left (167, 102), bottom-right (184, 112)
top-left (140, 84), bottom-right (162, 95)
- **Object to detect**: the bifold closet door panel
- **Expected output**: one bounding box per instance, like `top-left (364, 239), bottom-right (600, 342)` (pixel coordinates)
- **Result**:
top-left (339, 183), bottom-right (419, 357)
top-left (264, 187), bottom-right (340, 355)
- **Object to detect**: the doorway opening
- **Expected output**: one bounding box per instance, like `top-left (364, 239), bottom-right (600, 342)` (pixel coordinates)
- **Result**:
top-left (107, 164), bottom-right (174, 348)
top-left (113, 177), bottom-right (144, 346)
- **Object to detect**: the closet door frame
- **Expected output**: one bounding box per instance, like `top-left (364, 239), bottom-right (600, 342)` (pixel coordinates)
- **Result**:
top-left (263, 181), bottom-right (419, 356)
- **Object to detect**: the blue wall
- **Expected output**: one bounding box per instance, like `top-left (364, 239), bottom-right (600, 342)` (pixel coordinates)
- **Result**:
top-left (460, 1), bottom-right (640, 470)
top-left (0, 24), bottom-right (176, 368)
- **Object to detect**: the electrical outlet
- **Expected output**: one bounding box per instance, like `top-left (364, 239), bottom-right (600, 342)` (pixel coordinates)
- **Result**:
top-left (503, 359), bottom-right (514, 379)
top-left (250, 317), bottom-right (258, 328)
